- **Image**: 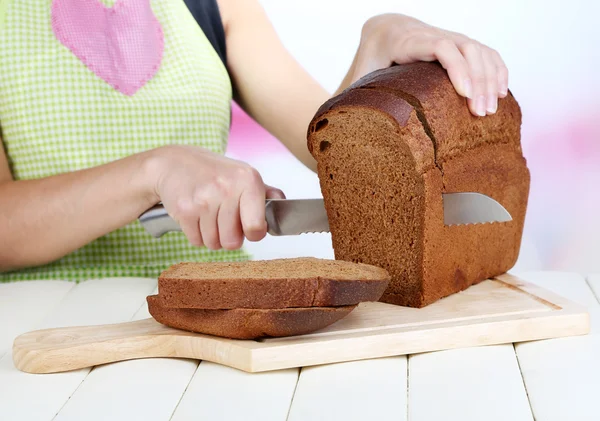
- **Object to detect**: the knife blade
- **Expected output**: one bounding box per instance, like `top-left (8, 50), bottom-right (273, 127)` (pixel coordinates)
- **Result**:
top-left (442, 192), bottom-right (512, 226)
top-left (137, 192), bottom-right (511, 238)
top-left (137, 199), bottom-right (329, 238)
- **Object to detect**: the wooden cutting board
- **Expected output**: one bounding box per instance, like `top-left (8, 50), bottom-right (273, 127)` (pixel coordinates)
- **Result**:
top-left (12, 273), bottom-right (590, 374)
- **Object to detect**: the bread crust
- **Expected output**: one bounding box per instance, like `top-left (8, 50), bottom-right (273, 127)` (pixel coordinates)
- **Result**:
top-left (347, 62), bottom-right (523, 163)
top-left (147, 295), bottom-right (356, 339)
top-left (157, 258), bottom-right (390, 309)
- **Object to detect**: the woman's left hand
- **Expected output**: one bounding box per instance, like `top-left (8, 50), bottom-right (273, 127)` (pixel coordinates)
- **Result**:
top-left (342, 13), bottom-right (509, 117)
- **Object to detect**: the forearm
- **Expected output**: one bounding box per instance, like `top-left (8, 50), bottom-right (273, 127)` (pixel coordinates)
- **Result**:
top-left (0, 151), bottom-right (158, 272)
top-left (232, 59), bottom-right (326, 173)
top-left (335, 43), bottom-right (362, 96)
top-left (219, 0), bottom-right (328, 173)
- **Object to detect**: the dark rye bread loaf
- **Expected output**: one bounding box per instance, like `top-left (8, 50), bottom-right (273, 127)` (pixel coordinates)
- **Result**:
top-left (156, 257), bottom-right (390, 309)
top-left (147, 295), bottom-right (355, 339)
top-left (307, 61), bottom-right (530, 308)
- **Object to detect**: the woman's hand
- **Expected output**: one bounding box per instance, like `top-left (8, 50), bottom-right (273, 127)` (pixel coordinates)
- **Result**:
top-left (148, 145), bottom-right (285, 251)
top-left (341, 13), bottom-right (509, 117)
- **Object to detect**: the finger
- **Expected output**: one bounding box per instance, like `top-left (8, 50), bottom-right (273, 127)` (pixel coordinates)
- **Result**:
top-left (490, 49), bottom-right (509, 97)
top-left (179, 217), bottom-right (203, 247)
top-left (395, 36), bottom-right (473, 99)
top-left (239, 181), bottom-right (267, 242)
top-left (352, 53), bottom-right (390, 85)
top-left (430, 38), bottom-right (473, 99)
top-left (196, 195), bottom-right (222, 251)
top-left (265, 185), bottom-right (286, 200)
top-left (171, 198), bottom-right (204, 247)
top-left (195, 219), bottom-right (204, 247)
top-left (482, 49), bottom-right (499, 114)
top-left (217, 195), bottom-right (244, 250)
top-left (458, 41), bottom-right (487, 117)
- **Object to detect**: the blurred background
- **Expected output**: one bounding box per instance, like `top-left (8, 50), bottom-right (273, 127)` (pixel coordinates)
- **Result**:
top-left (227, 0), bottom-right (600, 274)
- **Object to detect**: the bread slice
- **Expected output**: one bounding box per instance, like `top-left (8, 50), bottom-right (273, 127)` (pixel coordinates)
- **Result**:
top-left (147, 295), bottom-right (355, 339)
top-left (156, 257), bottom-right (390, 309)
top-left (307, 61), bottom-right (530, 308)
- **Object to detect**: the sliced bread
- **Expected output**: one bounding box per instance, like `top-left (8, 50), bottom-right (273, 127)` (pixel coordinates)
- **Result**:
top-left (156, 257), bottom-right (390, 309)
top-left (146, 295), bottom-right (355, 340)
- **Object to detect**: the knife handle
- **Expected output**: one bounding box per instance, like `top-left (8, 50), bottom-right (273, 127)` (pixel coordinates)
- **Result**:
top-left (137, 204), bottom-right (181, 238)
top-left (138, 201), bottom-right (282, 238)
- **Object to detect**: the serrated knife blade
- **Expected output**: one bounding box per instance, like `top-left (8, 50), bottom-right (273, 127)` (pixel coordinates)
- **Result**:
top-left (264, 198), bottom-right (329, 236)
top-left (442, 192), bottom-right (512, 226)
top-left (138, 193), bottom-right (511, 238)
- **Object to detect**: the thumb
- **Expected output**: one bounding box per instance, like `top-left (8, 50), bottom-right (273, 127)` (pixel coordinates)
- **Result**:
top-left (265, 184), bottom-right (286, 200)
top-left (352, 47), bottom-right (392, 84)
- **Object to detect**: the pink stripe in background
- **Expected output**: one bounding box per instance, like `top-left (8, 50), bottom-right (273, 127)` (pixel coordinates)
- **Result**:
top-left (522, 110), bottom-right (600, 271)
top-left (226, 102), bottom-right (289, 157)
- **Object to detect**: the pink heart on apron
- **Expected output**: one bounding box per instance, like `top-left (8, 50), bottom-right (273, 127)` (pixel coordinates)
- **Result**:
top-left (52, 0), bottom-right (164, 96)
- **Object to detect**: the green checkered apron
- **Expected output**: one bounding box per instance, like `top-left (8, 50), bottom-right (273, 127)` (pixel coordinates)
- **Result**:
top-left (0, 0), bottom-right (251, 282)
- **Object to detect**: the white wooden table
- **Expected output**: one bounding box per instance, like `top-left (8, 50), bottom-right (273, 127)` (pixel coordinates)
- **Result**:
top-left (1, 270), bottom-right (599, 421)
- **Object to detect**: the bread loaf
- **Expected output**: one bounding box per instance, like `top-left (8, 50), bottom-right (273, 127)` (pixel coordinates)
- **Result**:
top-left (157, 257), bottom-right (390, 309)
top-left (147, 295), bottom-right (356, 339)
top-left (307, 61), bottom-right (530, 308)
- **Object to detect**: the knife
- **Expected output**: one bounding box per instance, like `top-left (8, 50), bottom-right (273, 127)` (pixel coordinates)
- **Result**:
top-left (138, 192), bottom-right (511, 238)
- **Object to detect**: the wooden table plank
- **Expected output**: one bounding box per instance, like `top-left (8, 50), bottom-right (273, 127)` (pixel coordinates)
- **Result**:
top-left (171, 361), bottom-right (298, 421)
top-left (585, 274), bottom-right (600, 305)
top-left (54, 358), bottom-right (198, 421)
top-left (514, 271), bottom-right (600, 421)
top-left (408, 345), bottom-right (533, 421)
top-left (287, 357), bottom-right (407, 421)
top-left (54, 286), bottom-right (200, 421)
top-left (0, 280), bottom-right (74, 357)
top-left (518, 334), bottom-right (600, 421)
top-left (0, 277), bottom-right (157, 421)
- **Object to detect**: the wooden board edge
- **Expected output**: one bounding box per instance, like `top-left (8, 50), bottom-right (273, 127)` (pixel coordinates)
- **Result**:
top-left (494, 273), bottom-right (590, 312)
top-left (173, 335), bottom-right (256, 373)
top-left (11, 318), bottom-right (257, 374)
top-left (244, 308), bottom-right (590, 373)
top-left (12, 337), bottom-right (255, 375)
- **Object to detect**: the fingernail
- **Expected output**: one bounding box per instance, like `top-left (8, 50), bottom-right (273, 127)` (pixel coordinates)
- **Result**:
top-left (500, 82), bottom-right (508, 96)
top-left (487, 95), bottom-right (497, 113)
top-left (273, 191), bottom-right (286, 200)
top-left (463, 78), bottom-right (473, 98)
top-left (476, 95), bottom-right (486, 116)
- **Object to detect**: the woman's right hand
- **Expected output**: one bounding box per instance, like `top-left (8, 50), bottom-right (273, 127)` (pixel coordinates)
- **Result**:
top-left (146, 145), bottom-right (285, 251)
